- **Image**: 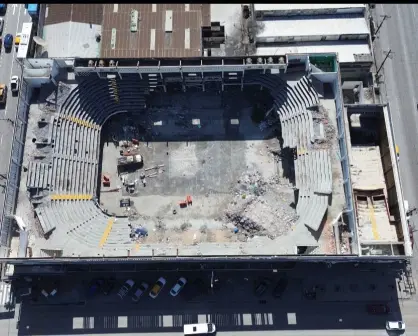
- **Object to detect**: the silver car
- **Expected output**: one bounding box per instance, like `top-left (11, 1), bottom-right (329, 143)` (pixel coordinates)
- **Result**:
top-left (170, 277), bottom-right (187, 297)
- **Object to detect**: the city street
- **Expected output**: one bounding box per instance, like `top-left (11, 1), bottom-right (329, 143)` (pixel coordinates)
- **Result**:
top-left (0, 4), bottom-right (31, 220)
top-left (0, 262), bottom-right (410, 335)
top-left (372, 4), bottom-right (418, 277)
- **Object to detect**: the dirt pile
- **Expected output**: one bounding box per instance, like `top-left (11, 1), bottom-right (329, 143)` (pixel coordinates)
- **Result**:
top-left (224, 170), bottom-right (298, 240)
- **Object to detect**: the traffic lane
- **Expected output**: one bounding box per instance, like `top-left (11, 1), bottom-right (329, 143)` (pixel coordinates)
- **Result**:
top-left (16, 5), bottom-right (31, 35)
top-left (17, 299), bottom-right (397, 335)
top-left (374, 4), bottom-right (418, 205)
top-left (19, 266), bottom-right (403, 302)
top-left (0, 4), bottom-right (27, 86)
top-left (15, 270), bottom-right (402, 331)
top-left (389, 5), bottom-right (418, 200)
top-left (374, 4), bottom-right (418, 264)
top-left (0, 121), bottom-right (14, 171)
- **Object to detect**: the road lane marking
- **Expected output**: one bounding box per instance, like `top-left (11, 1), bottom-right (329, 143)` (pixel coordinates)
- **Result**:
top-left (0, 134), bottom-right (2, 145)
top-left (12, 4), bottom-right (16, 15)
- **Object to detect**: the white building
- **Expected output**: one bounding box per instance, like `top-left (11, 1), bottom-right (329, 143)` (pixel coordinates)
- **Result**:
top-left (254, 4), bottom-right (366, 17)
top-left (253, 3), bottom-right (372, 65)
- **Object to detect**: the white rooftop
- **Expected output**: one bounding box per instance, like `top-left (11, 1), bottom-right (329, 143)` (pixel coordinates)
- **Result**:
top-left (210, 4), bottom-right (242, 36)
top-left (43, 22), bottom-right (102, 58)
top-left (256, 41), bottom-right (371, 63)
top-left (258, 17), bottom-right (369, 38)
top-left (254, 4), bottom-right (366, 11)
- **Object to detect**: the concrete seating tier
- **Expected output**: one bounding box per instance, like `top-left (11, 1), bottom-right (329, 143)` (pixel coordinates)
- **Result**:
top-left (244, 73), bottom-right (331, 233)
top-left (35, 200), bottom-right (133, 248)
top-left (33, 74), bottom-right (150, 249)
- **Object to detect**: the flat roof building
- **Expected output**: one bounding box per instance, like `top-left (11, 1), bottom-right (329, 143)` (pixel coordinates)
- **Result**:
top-left (254, 4), bottom-right (365, 16)
top-left (101, 4), bottom-right (210, 58)
top-left (257, 17), bottom-right (369, 43)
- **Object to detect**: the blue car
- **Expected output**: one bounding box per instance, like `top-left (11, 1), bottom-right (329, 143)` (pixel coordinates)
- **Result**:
top-left (3, 34), bottom-right (13, 49)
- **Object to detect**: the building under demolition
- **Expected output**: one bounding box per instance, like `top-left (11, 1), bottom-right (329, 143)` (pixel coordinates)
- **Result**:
top-left (0, 51), bottom-right (410, 268)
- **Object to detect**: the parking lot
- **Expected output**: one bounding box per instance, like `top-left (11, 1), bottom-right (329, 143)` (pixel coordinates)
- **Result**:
top-left (10, 262), bottom-right (407, 335)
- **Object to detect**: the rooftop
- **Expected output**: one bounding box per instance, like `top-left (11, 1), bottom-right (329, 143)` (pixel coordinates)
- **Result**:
top-left (254, 4), bottom-right (366, 11)
top-left (101, 4), bottom-right (210, 58)
top-left (42, 22), bottom-right (101, 58)
top-left (257, 17), bottom-right (369, 39)
top-left (44, 4), bottom-right (103, 26)
top-left (42, 4), bottom-right (103, 58)
top-left (256, 41), bottom-right (371, 63)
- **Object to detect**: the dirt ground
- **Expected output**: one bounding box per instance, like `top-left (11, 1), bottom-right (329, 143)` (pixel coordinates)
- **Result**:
top-left (98, 89), bottom-right (303, 250)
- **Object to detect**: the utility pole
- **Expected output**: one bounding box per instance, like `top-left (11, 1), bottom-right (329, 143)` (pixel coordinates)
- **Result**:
top-left (375, 49), bottom-right (393, 81)
top-left (374, 14), bottom-right (391, 37)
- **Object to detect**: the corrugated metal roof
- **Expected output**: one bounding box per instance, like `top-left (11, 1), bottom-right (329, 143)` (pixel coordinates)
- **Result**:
top-left (45, 4), bottom-right (103, 26)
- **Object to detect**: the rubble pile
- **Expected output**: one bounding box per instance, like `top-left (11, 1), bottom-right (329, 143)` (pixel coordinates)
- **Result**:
top-left (224, 170), bottom-right (298, 240)
top-left (311, 105), bottom-right (337, 150)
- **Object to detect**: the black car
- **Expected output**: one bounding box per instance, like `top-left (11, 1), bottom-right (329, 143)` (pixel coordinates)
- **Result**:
top-left (272, 278), bottom-right (288, 298)
top-left (101, 278), bottom-right (116, 295)
top-left (254, 278), bottom-right (270, 297)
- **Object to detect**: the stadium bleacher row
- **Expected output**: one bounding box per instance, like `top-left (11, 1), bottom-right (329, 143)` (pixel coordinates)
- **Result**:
top-left (246, 74), bottom-right (332, 232)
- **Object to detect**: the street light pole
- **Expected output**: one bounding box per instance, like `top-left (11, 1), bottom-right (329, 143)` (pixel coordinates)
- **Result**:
top-left (375, 49), bottom-right (393, 81)
top-left (374, 14), bottom-right (391, 37)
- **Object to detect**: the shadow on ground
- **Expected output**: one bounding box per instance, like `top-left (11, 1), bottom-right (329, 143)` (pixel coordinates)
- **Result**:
top-left (11, 261), bottom-right (407, 335)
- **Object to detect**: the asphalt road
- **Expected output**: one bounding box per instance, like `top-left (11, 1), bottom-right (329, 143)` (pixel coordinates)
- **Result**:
top-left (0, 263), bottom-right (410, 335)
top-left (372, 4), bottom-right (418, 276)
top-left (0, 5), bottom-right (31, 227)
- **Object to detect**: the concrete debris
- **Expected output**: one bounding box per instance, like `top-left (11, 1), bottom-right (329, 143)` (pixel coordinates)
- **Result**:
top-left (224, 170), bottom-right (298, 240)
top-left (312, 105), bottom-right (337, 150)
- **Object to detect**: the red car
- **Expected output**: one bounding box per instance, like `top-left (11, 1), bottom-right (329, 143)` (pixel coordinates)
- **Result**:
top-left (367, 304), bottom-right (390, 314)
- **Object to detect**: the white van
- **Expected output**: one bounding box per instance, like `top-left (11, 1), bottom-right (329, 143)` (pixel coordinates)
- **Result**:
top-left (184, 323), bottom-right (216, 335)
top-left (386, 321), bottom-right (405, 331)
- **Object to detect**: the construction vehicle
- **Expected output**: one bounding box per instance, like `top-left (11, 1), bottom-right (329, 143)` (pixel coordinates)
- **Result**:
top-left (117, 154), bottom-right (143, 174)
top-left (0, 84), bottom-right (7, 105)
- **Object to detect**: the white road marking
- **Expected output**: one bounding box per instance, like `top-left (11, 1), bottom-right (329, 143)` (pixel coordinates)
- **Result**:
top-left (12, 4), bottom-right (16, 15)
top-left (0, 134), bottom-right (2, 145)
top-left (24, 8), bottom-right (26, 15)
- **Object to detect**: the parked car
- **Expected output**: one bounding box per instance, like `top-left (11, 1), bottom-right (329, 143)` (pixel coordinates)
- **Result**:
top-left (367, 304), bottom-right (390, 314)
top-left (254, 278), bottom-right (270, 297)
top-left (3, 33), bottom-right (12, 50)
top-left (170, 277), bottom-right (187, 297)
top-left (0, 18), bottom-right (4, 35)
top-left (117, 279), bottom-right (135, 299)
top-left (132, 282), bottom-right (149, 302)
top-left (87, 278), bottom-right (105, 297)
top-left (149, 277), bottom-right (166, 299)
top-left (10, 75), bottom-right (19, 93)
top-left (41, 281), bottom-right (59, 298)
top-left (386, 321), bottom-right (405, 331)
top-left (272, 278), bottom-right (288, 298)
top-left (102, 278), bottom-right (116, 295)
